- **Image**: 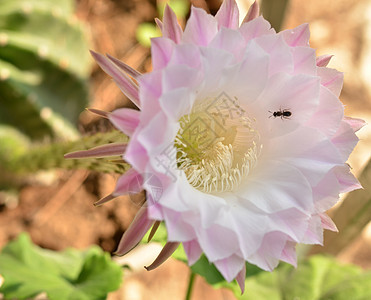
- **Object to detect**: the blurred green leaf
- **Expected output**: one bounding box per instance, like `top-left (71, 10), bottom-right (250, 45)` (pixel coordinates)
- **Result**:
top-left (136, 23), bottom-right (161, 48)
top-left (0, 0), bottom-right (91, 140)
top-left (0, 0), bottom-right (74, 16)
top-left (0, 233), bottom-right (122, 300)
top-left (227, 255), bottom-right (371, 300)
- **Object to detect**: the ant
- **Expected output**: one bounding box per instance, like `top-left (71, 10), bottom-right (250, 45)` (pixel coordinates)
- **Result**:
top-left (269, 108), bottom-right (292, 120)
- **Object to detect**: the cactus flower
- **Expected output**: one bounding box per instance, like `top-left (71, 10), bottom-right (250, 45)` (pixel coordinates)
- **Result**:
top-left (66, 0), bottom-right (364, 293)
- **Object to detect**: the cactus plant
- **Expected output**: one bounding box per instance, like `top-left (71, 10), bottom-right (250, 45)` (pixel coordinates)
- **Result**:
top-left (0, 0), bottom-right (91, 140)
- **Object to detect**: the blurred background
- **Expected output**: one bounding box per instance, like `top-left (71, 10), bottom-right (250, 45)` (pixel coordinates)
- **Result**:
top-left (0, 0), bottom-right (370, 299)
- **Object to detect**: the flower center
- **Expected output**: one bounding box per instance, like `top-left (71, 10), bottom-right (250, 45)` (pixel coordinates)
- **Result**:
top-left (175, 95), bottom-right (261, 194)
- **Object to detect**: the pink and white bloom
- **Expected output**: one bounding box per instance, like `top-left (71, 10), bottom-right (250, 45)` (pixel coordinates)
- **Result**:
top-left (66, 0), bottom-right (364, 293)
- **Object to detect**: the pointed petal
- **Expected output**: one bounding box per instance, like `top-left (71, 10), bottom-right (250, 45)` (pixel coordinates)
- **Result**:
top-left (319, 213), bottom-right (338, 232)
top-left (183, 6), bottom-right (218, 46)
top-left (155, 18), bottom-right (163, 31)
top-left (280, 241), bottom-right (297, 267)
top-left (292, 47), bottom-right (316, 75)
top-left (307, 86), bottom-right (344, 138)
top-left (106, 54), bottom-right (141, 79)
top-left (109, 108), bottom-right (140, 136)
top-left (331, 121), bottom-right (359, 161)
top-left (302, 215), bottom-right (323, 245)
top-left (90, 50), bottom-right (140, 108)
top-left (114, 169), bottom-right (143, 195)
top-left (281, 23), bottom-right (310, 47)
top-left (239, 16), bottom-right (274, 43)
top-left (151, 37), bottom-right (175, 70)
top-left (255, 35), bottom-right (293, 75)
top-left (86, 108), bottom-right (109, 118)
top-left (162, 4), bottom-right (183, 43)
top-left (213, 255), bottom-right (245, 282)
top-left (317, 67), bottom-right (344, 97)
top-left (183, 240), bottom-right (203, 265)
top-left (114, 206), bottom-right (154, 256)
top-left (64, 143), bottom-right (127, 159)
top-left (148, 220), bottom-right (161, 242)
top-left (94, 193), bottom-right (117, 207)
top-left (235, 263), bottom-right (246, 295)
top-left (144, 242), bottom-right (180, 271)
top-left (215, 0), bottom-right (239, 29)
top-left (242, 1), bottom-right (259, 24)
top-left (344, 116), bottom-right (366, 132)
top-left (316, 54), bottom-right (333, 67)
top-left (247, 232), bottom-right (288, 271)
top-left (334, 165), bottom-right (362, 193)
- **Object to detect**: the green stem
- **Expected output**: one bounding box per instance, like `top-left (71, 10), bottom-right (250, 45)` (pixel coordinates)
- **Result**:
top-left (185, 271), bottom-right (196, 300)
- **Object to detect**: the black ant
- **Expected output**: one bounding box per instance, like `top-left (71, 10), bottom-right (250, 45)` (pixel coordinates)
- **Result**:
top-left (269, 108), bottom-right (292, 120)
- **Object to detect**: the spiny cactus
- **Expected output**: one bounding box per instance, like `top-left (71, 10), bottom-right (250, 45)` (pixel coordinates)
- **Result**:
top-left (0, 0), bottom-right (91, 140)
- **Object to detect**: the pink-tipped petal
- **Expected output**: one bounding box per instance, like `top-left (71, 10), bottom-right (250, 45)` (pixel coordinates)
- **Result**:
top-left (183, 240), bottom-right (203, 265)
top-left (255, 35), bottom-right (293, 75)
top-left (239, 16), bottom-right (274, 42)
top-left (90, 50), bottom-right (140, 108)
top-left (183, 6), bottom-right (218, 46)
top-left (291, 46), bottom-right (317, 75)
top-left (242, 1), bottom-right (259, 24)
top-left (155, 18), bottom-right (163, 31)
top-left (106, 54), bottom-right (141, 79)
top-left (162, 4), bottom-right (183, 43)
top-left (215, 0), bottom-right (239, 29)
top-left (319, 213), bottom-right (338, 232)
top-left (316, 54), bottom-right (333, 67)
top-left (331, 121), bottom-right (359, 161)
top-left (317, 67), bottom-right (344, 97)
top-left (302, 215), bottom-right (323, 245)
top-left (281, 23), bottom-right (310, 47)
top-left (235, 263), bottom-right (246, 295)
top-left (334, 165), bottom-right (362, 193)
top-left (109, 108), bottom-right (140, 136)
top-left (344, 116), bottom-right (367, 132)
top-left (64, 143), bottom-right (127, 159)
top-left (279, 241), bottom-right (297, 267)
top-left (213, 255), bottom-right (246, 282)
top-left (151, 37), bottom-right (175, 70)
top-left (144, 242), bottom-right (180, 271)
top-left (115, 206), bottom-right (155, 256)
top-left (114, 169), bottom-right (143, 195)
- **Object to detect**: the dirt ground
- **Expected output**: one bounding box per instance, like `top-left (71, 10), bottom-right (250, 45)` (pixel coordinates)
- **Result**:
top-left (0, 1), bottom-right (370, 299)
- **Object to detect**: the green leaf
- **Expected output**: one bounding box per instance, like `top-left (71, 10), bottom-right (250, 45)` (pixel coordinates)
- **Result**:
top-left (191, 255), bottom-right (225, 285)
top-left (0, 0), bottom-right (91, 140)
top-left (0, 233), bottom-right (122, 300)
top-left (0, 0), bottom-right (74, 16)
top-left (228, 255), bottom-right (371, 300)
